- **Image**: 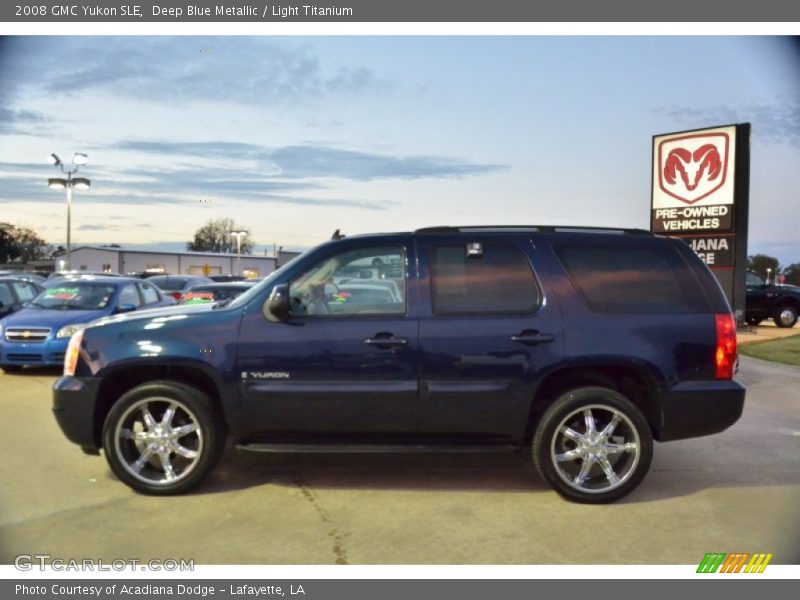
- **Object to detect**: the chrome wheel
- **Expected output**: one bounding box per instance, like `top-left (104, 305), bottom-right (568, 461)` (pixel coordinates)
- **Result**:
top-left (779, 309), bottom-right (795, 327)
top-left (113, 396), bottom-right (203, 486)
top-left (550, 403), bottom-right (641, 495)
top-left (534, 387), bottom-right (653, 503)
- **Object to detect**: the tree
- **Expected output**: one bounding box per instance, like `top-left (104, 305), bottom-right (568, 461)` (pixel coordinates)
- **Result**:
top-left (186, 218), bottom-right (254, 254)
top-left (0, 222), bottom-right (49, 263)
top-left (782, 263), bottom-right (800, 286)
top-left (746, 254), bottom-right (780, 279)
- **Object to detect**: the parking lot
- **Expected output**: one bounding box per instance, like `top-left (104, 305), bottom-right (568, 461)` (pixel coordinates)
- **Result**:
top-left (1, 354), bottom-right (798, 565)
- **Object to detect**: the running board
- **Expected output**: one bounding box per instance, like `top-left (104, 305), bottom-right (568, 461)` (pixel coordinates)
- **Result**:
top-left (236, 443), bottom-right (517, 454)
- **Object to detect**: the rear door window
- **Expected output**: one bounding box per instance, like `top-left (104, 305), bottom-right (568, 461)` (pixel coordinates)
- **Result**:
top-left (11, 281), bottom-right (37, 302)
top-left (0, 283), bottom-right (12, 306)
top-left (118, 284), bottom-right (142, 308)
top-left (554, 244), bottom-right (709, 313)
top-left (139, 283), bottom-right (160, 305)
top-left (430, 243), bottom-right (540, 315)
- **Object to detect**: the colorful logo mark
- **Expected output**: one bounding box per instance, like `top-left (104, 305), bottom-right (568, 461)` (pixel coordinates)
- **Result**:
top-left (697, 552), bottom-right (773, 574)
top-left (657, 132), bottom-right (730, 205)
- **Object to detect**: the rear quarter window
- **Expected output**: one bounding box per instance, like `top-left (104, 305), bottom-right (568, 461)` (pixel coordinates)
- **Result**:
top-left (554, 244), bottom-right (710, 314)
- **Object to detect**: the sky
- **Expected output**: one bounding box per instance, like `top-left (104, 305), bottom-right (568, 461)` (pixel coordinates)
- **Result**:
top-left (0, 36), bottom-right (799, 264)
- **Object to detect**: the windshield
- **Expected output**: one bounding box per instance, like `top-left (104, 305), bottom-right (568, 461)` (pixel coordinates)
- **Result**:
top-left (149, 276), bottom-right (191, 291)
top-left (30, 284), bottom-right (116, 310)
top-left (227, 250), bottom-right (310, 309)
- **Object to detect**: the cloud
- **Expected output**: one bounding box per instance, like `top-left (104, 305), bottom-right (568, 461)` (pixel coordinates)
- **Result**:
top-left (77, 222), bottom-right (153, 231)
top-left (0, 106), bottom-right (49, 135)
top-left (0, 138), bottom-right (504, 209)
top-left (0, 160), bottom-right (383, 210)
top-left (118, 140), bottom-right (506, 181)
top-left (0, 37), bottom-right (388, 107)
top-left (653, 98), bottom-right (800, 147)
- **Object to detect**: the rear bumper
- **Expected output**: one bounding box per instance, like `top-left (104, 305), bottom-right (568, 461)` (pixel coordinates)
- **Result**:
top-left (52, 375), bottom-right (101, 449)
top-left (657, 379), bottom-right (745, 442)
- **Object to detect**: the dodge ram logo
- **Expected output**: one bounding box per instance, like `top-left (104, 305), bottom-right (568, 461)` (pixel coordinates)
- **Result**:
top-left (658, 132), bottom-right (729, 205)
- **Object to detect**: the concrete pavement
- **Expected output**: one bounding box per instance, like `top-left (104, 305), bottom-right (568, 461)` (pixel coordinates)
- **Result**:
top-left (0, 357), bottom-right (798, 565)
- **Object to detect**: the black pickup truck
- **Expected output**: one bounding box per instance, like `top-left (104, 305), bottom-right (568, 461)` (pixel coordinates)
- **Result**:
top-left (746, 270), bottom-right (800, 328)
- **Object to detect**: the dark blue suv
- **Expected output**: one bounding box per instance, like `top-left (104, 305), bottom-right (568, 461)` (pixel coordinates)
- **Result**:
top-left (52, 227), bottom-right (745, 503)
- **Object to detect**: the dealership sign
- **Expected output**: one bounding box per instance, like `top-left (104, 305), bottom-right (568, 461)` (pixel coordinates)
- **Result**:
top-left (651, 124), bottom-right (750, 318)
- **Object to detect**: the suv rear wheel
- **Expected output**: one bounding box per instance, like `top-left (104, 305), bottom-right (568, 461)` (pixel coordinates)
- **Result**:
top-left (773, 304), bottom-right (798, 328)
top-left (102, 380), bottom-right (225, 495)
top-left (532, 387), bottom-right (653, 503)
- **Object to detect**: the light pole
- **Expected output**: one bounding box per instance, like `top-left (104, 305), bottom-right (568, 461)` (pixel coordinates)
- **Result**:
top-left (230, 230), bottom-right (247, 276)
top-left (766, 268), bottom-right (772, 285)
top-left (48, 153), bottom-right (90, 271)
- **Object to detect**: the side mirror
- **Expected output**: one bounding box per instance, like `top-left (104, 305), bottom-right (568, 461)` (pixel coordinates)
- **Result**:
top-left (116, 303), bottom-right (137, 314)
top-left (264, 284), bottom-right (290, 322)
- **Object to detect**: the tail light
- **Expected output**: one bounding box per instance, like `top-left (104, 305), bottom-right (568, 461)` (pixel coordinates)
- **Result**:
top-left (169, 291), bottom-right (183, 301)
top-left (715, 313), bottom-right (737, 380)
top-left (64, 329), bottom-right (84, 377)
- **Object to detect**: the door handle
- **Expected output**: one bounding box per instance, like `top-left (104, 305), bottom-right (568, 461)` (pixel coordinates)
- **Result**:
top-left (364, 336), bottom-right (409, 347)
top-left (510, 331), bottom-right (555, 345)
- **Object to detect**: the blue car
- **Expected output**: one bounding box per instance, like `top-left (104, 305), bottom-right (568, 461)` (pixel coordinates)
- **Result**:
top-left (0, 277), bottom-right (174, 372)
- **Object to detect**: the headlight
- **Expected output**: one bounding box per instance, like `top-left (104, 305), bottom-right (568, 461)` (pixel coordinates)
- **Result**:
top-left (64, 329), bottom-right (84, 377)
top-left (56, 323), bottom-right (87, 338)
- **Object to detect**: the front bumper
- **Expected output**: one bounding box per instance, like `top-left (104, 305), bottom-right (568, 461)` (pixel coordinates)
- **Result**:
top-left (53, 376), bottom-right (101, 449)
top-left (0, 337), bottom-right (69, 367)
top-left (657, 379), bottom-right (746, 441)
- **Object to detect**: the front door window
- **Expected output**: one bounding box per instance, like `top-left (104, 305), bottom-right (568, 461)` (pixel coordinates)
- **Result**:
top-left (289, 246), bottom-right (406, 316)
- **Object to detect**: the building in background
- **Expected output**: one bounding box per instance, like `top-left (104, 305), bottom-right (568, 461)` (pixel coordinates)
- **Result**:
top-left (65, 246), bottom-right (301, 278)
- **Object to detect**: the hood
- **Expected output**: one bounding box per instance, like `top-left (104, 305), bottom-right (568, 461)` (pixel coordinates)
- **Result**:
top-left (88, 302), bottom-right (219, 330)
top-left (1, 307), bottom-right (108, 330)
top-left (775, 284), bottom-right (800, 294)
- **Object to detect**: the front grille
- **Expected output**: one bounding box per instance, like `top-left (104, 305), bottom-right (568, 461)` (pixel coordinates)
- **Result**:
top-left (5, 327), bottom-right (51, 343)
top-left (6, 353), bottom-right (43, 363)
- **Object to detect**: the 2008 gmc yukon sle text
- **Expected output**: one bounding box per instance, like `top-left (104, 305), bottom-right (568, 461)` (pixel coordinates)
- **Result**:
top-left (53, 226), bottom-right (745, 503)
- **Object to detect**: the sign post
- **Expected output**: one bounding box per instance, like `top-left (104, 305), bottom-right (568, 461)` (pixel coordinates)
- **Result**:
top-left (650, 123), bottom-right (750, 322)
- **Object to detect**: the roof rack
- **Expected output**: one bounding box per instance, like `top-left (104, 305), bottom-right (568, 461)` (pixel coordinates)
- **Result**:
top-left (413, 225), bottom-right (653, 236)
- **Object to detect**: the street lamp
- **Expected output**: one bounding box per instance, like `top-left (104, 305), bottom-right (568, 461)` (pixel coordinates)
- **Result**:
top-left (766, 268), bottom-right (772, 285)
top-left (48, 152), bottom-right (91, 270)
top-left (230, 230), bottom-right (247, 276)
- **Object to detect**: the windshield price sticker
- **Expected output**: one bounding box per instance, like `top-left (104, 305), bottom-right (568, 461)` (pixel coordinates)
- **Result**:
top-left (182, 292), bottom-right (215, 304)
top-left (44, 287), bottom-right (80, 300)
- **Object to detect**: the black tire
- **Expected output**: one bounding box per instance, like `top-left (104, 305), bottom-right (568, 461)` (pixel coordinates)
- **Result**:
top-left (745, 316), bottom-right (764, 326)
top-left (102, 380), bottom-right (225, 495)
top-left (532, 387), bottom-right (653, 504)
top-left (772, 304), bottom-right (798, 328)
top-left (0, 365), bottom-right (23, 373)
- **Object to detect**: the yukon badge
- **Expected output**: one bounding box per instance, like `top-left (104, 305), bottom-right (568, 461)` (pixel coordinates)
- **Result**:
top-left (241, 371), bottom-right (290, 380)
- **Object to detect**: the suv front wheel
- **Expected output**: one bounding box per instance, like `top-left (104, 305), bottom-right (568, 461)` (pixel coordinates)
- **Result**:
top-left (102, 380), bottom-right (225, 495)
top-left (533, 387), bottom-right (653, 503)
